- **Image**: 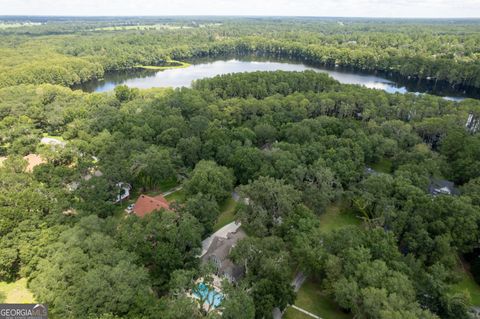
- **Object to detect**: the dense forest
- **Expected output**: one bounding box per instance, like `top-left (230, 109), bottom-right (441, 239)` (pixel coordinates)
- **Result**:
top-left (0, 17), bottom-right (480, 319)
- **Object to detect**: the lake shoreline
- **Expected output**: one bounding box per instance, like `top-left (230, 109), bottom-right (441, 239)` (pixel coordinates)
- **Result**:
top-left (73, 55), bottom-right (477, 100)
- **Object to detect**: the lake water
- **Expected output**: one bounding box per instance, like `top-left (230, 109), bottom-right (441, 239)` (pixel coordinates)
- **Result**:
top-left (76, 57), bottom-right (475, 101)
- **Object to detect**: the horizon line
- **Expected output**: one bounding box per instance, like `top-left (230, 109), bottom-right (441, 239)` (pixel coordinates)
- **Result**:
top-left (1, 14), bottom-right (480, 19)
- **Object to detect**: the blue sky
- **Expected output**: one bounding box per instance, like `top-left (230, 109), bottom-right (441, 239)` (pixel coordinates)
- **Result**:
top-left (1, 0), bottom-right (479, 18)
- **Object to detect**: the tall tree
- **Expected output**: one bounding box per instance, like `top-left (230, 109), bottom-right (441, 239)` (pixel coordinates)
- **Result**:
top-left (238, 176), bottom-right (301, 236)
top-left (130, 146), bottom-right (176, 191)
top-left (30, 216), bottom-right (152, 318)
top-left (231, 237), bottom-right (295, 318)
top-left (185, 160), bottom-right (234, 203)
top-left (116, 211), bottom-right (203, 293)
top-left (182, 193), bottom-right (220, 236)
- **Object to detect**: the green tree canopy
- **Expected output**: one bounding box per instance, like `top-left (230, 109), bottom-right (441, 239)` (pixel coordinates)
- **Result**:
top-left (185, 160), bottom-right (235, 203)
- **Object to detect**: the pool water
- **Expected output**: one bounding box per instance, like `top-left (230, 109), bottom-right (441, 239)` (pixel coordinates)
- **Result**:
top-left (194, 282), bottom-right (223, 308)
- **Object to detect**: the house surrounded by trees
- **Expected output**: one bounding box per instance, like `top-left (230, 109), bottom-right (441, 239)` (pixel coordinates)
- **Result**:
top-left (201, 228), bottom-right (246, 282)
top-left (131, 194), bottom-right (171, 217)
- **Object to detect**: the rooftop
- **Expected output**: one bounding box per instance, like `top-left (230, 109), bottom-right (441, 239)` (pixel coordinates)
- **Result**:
top-left (202, 228), bottom-right (246, 282)
top-left (428, 178), bottom-right (459, 196)
top-left (0, 154), bottom-right (46, 172)
top-left (40, 137), bottom-right (66, 147)
top-left (132, 194), bottom-right (170, 217)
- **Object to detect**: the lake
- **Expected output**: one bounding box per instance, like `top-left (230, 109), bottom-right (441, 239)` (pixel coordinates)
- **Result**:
top-left (75, 57), bottom-right (475, 101)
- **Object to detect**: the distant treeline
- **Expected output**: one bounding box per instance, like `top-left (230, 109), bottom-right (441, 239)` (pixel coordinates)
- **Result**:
top-left (0, 18), bottom-right (479, 90)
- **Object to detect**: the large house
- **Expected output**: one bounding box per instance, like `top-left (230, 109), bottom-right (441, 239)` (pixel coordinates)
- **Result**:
top-left (201, 227), bottom-right (246, 283)
top-left (130, 194), bottom-right (170, 217)
top-left (429, 178), bottom-right (459, 196)
top-left (40, 136), bottom-right (66, 148)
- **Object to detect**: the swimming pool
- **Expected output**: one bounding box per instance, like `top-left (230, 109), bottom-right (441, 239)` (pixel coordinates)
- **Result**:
top-left (193, 282), bottom-right (223, 308)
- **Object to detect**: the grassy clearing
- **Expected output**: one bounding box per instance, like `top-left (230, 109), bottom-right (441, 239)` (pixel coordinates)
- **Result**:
top-left (213, 197), bottom-right (237, 231)
top-left (0, 23), bottom-right (41, 29)
top-left (95, 24), bottom-right (191, 31)
top-left (0, 278), bottom-right (35, 303)
top-left (94, 23), bottom-right (220, 31)
top-left (370, 158), bottom-right (393, 174)
top-left (287, 279), bottom-right (352, 319)
top-left (284, 203), bottom-right (358, 318)
top-left (158, 179), bottom-right (179, 192)
top-left (112, 199), bottom-right (132, 221)
top-left (134, 60), bottom-right (191, 71)
top-left (284, 307), bottom-right (312, 319)
top-left (0, 23), bottom-right (23, 29)
top-left (42, 133), bottom-right (65, 141)
top-left (165, 188), bottom-right (186, 203)
top-left (129, 179), bottom-right (179, 199)
top-left (43, 133), bottom-right (67, 144)
top-left (319, 202), bottom-right (360, 233)
top-left (451, 265), bottom-right (480, 306)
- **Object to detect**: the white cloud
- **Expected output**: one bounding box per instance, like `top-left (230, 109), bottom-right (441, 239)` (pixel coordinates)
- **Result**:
top-left (0, 0), bottom-right (479, 17)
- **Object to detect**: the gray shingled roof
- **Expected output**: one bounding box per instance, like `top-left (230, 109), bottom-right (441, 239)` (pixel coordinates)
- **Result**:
top-left (428, 178), bottom-right (459, 196)
top-left (202, 229), bottom-right (247, 282)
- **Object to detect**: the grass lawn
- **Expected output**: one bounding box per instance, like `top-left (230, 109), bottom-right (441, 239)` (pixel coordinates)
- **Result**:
top-left (213, 197), bottom-right (237, 231)
top-left (0, 23), bottom-right (41, 29)
top-left (134, 60), bottom-right (191, 71)
top-left (286, 279), bottom-right (352, 319)
top-left (370, 158), bottom-right (393, 174)
top-left (0, 23), bottom-right (22, 29)
top-left (284, 307), bottom-right (312, 319)
top-left (95, 24), bottom-right (191, 31)
top-left (165, 188), bottom-right (186, 203)
top-left (284, 203), bottom-right (358, 319)
top-left (452, 265), bottom-right (480, 306)
top-left (157, 179), bottom-right (179, 192)
top-left (112, 199), bottom-right (133, 221)
top-left (42, 133), bottom-right (65, 141)
top-left (319, 202), bottom-right (361, 233)
top-left (130, 179), bottom-right (179, 199)
top-left (0, 278), bottom-right (35, 303)
top-left (138, 180), bottom-right (180, 197)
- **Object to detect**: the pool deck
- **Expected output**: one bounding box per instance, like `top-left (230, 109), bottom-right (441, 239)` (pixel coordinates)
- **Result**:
top-left (188, 277), bottom-right (225, 314)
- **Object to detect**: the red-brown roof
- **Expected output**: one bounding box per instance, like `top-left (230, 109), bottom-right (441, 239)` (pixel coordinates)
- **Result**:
top-left (0, 154), bottom-right (46, 172)
top-left (132, 194), bottom-right (170, 217)
top-left (24, 154), bottom-right (46, 172)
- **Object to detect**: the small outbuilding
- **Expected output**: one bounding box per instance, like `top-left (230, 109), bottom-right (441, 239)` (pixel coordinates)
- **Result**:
top-left (114, 182), bottom-right (131, 203)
